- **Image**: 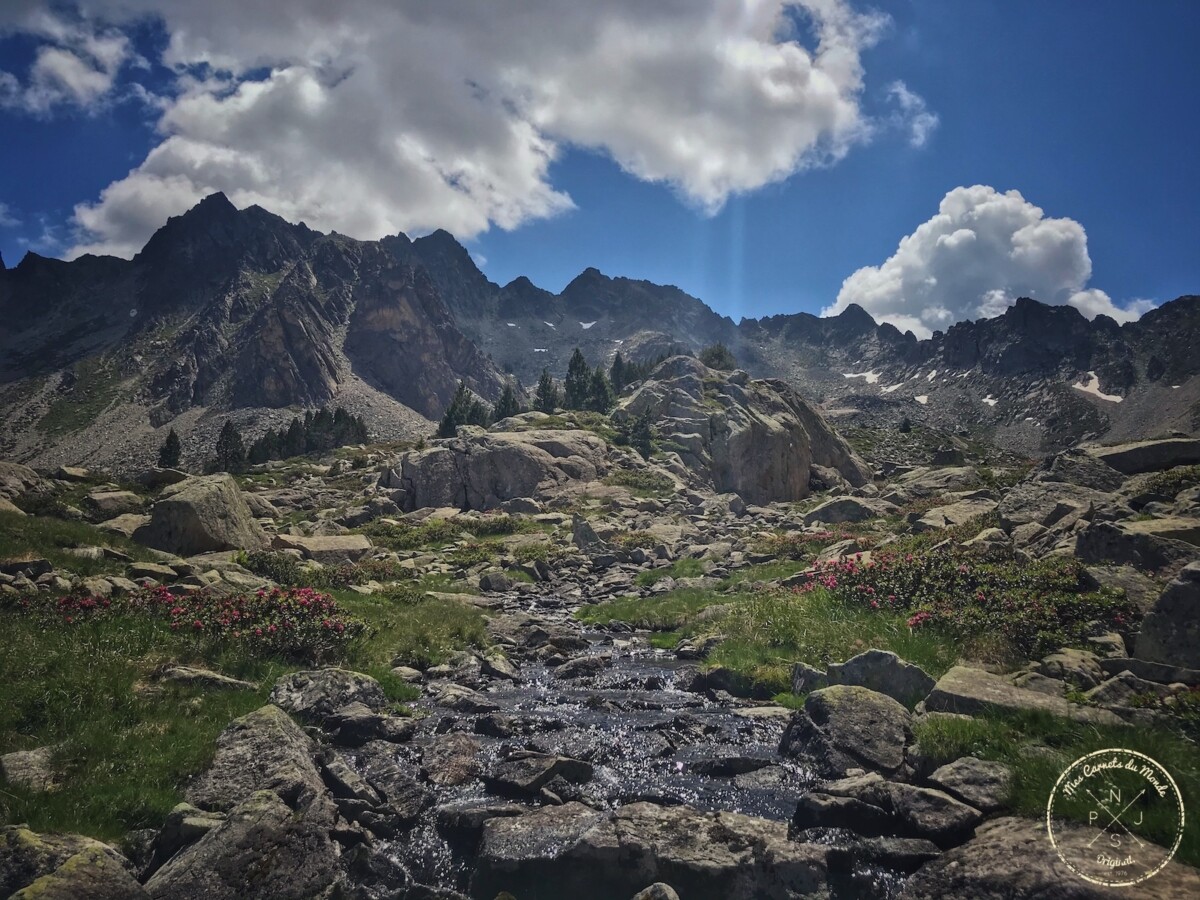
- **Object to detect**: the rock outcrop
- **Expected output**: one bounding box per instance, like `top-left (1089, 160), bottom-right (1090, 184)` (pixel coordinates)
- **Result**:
top-left (380, 428), bottom-right (609, 511)
top-left (613, 357), bottom-right (870, 504)
top-left (1135, 561), bottom-right (1200, 667)
top-left (133, 474), bottom-right (268, 556)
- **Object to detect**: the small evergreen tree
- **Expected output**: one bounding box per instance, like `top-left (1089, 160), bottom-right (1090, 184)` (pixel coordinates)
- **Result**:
top-left (157, 428), bottom-right (182, 469)
top-left (564, 348), bottom-right (591, 410)
top-left (494, 382), bottom-right (520, 420)
top-left (282, 418), bottom-right (306, 458)
top-left (587, 369), bottom-right (615, 413)
top-left (534, 368), bottom-right (559, 413)
top-left (214, 420), bottom-right (246, 473)
top-left (699, 343), bottom-right (737, 371)
top-left (630, 410), bottom-right (655, 459)
top-left (438, 381), bottom-right (474, 438)
top-left (899, 416), bottom-right (913, 434)
top-left (609, 352), bottom-right (627, 392)
top-left (466, 397), bottom-right (492, 427)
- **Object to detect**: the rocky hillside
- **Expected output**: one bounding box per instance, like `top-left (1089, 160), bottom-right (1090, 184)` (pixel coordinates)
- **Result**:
top-left (2, 420), bottom-right (1199, 897)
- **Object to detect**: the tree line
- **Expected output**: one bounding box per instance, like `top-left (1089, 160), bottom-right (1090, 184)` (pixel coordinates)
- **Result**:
top-left (437, 343), bottom-right (735, 441)
top-left (157, 406), bottom-right (370, 474)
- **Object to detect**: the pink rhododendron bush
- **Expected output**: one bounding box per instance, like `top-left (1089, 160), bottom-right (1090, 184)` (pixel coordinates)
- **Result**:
top-left (5, 585), bottom-right (367, 661)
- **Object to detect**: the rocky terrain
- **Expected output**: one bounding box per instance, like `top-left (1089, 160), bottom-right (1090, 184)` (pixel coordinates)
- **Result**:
top-left (1, 195), bottom-right (1198, 474)
top-left (1, 356), bottom-right (1199, 899)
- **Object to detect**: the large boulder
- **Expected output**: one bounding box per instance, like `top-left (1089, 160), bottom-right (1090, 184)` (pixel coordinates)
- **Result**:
top-left (1033, 448), bottom-right (1125, 492)
top-left (381, 429), bottom-right (609, 511)
top-left (0, 461), bottom-right (46, 501)
top-left (10, 845), bottom-right (148, 900)
top-left (133, 474), bottom-right (268, 556)
top-left (996, 480), bottom-right (1119, 532)
top-left (1075, 518), bottom-right (1200, 569)
top-left (924, 666), bottom-right (1121, 725)
top-left (1086, 437), bottom-right (1200, 475)
top-left (144, 790), bottom-right (340, 900)
top-left (1136, 561), bottom-right (1200, 668)
top-left (269, 669), bottom-right (388, 722)
top-left (271, 534), bottom-right (373, 563)
top-left (613, 356), bottom-right (869, 504)
top-left (186, 705), bottom-right (329, 815)
top-left (900, 816), bottom-right (1200, 899)
top-left (826, 649), bottom-right (935, 707)
top-left (472, 801), bottom-right (828, 900)
top-left (803, 497), bottom-right (897, 525)
top-left (779, 685), bottom-right (912, 777)
top-left (1, 828), bottom-right (129, 898)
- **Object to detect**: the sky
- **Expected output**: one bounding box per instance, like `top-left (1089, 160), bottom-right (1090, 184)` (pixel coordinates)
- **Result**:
top-left (0, 1), bottom-right (1197, 337)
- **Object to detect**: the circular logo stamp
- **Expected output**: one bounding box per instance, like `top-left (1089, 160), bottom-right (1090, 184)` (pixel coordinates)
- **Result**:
top-left (1046, 748), bottom-right (1185, 887)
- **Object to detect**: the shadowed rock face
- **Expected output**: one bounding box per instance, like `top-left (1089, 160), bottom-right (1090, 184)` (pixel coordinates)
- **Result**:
top-left (0, 193), bottom-right (507, 424)
top-left (614, 356), bottom-right (870, 504)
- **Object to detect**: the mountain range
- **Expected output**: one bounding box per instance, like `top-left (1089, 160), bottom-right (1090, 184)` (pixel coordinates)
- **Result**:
top-left (1, 193), bottom-right (1197, 471)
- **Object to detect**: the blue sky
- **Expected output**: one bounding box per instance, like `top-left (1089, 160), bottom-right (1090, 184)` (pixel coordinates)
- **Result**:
top-left (0, 1), bottom-right (1197, 334)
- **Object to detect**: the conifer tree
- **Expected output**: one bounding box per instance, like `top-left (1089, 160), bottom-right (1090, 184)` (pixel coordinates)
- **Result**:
top-left (587, 369), bottom-right (615, 413)
top-left (438, 381), bottom-right (474, 437)
top-left (630, 410), bottom-right (655, 459)
top-left (214, 420), bottom-right (246, 473)
top-left (157, 428), bottom-right (182, 469)
top-left (564, 348), bottom-right (591, 410)
top-left (534, 368), bottom-right (559, 413)
top-left (282, 418), bottom-right (306, 458)
top-left (495, 382), bottom-right (520, 420)
top-left (609, 352), bottom-right (627, 392)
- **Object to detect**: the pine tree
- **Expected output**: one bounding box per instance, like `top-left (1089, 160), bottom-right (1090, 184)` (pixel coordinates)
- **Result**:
top-left (157, 428), bottom-right (182, 469)
top-left (438, 381), bottom-right (473, 437)
top-left (699, 343), bottom-right (737, 371)
top-left (534, 368), bottom-right (559, 413)
top-left (609, 352), bottom-right (627, 393)
top-left (587, 369), bottom-right (615, 413)
top-left (467, 398), bottom-right (492, 427)
top-left (495, 382), bottom-right (520, 420)
top-left (214, 420), bottom-right (246, 473)
top-left (282, 418), bottom-right (306, 458)
top-left (630, 410), bottom-right (655, 459)
top-left (564, 348), bottom-right (591, 410)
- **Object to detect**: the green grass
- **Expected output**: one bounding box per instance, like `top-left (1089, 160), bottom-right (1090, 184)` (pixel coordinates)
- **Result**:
top-left (0, 583), bottom-right (487, 841)
top-left (706, 588), bottom-right (962, 694)
top-left (913, 709), bottom-right (1200, 867)
top-left (577, 587), bottom-right (731, 630)
top-left (579, 581), bottom-right (964, 696)
top-left (333, 589), bottom-right (488, 671)
top-left (634, 557), bottom-right (706, 586)
top-left (603, 469), bottom-right (675, 498)
top-left (0, 511), bottom-right (160, 577)
top-left (0, 613), bottom-right (289, 840)
top-left (38, 357), bottom-right (127, 438)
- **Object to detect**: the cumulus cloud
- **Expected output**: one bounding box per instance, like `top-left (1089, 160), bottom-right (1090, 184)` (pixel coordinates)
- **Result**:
top-left (0, 9), bottom-right (132, 114)
top-left (886, 80), bottom-right (938, 147)
top-left (19, 0), bottom-right (896, 257)
top-left (0, 202), bottom-right (18, 228)
top-left (825, 185), bottom-right (1154, 337)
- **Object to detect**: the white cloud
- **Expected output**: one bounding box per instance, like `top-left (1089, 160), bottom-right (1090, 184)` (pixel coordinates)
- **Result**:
top-left (17, 0), bottom-right (894, 258)
top-left (0, 10), bottom-right (131, 114)
top-left (0, 202), bottom-right (18, 228)
top-left (886, 80), bottom-right (938, 147)
top-left (825, 185), bottom-right (1155, 337)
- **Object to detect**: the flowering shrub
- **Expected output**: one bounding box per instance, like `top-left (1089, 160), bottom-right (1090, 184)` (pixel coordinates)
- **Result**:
top-left (792, 546), bottom-right (1140, 659)
top-left (6, 585), bottom-right (366, 661)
